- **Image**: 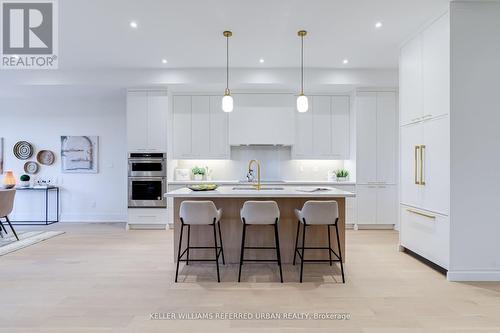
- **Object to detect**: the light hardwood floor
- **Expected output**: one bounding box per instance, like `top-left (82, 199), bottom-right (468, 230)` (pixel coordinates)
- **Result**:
top-left (1, 223), bottom-right (499, 333)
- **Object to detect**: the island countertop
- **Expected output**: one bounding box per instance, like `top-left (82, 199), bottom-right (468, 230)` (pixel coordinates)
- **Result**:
top-left (165, 186), bottom-right (355, 198)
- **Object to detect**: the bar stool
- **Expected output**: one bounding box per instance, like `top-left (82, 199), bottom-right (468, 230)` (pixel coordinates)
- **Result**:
top-left (175, 201), bottom-right (225, 283)
top-left (293, 201), bottom-right (345, 283)
top-left (239, 201), bottom-right (283, 283)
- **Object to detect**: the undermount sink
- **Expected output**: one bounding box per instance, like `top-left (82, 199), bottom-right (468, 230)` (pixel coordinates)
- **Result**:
top-left (232, 186), bottom-right (285, 191)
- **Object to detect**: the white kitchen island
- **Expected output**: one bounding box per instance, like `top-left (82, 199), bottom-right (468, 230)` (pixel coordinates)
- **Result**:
top-left (165, 186), bottom-right (355, 264)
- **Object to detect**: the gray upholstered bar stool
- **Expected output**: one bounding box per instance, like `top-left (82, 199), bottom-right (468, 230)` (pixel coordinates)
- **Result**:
top-left (175, 201), bottom-right (225, 283)
top-left (293, 200), bottom-right (345, 283)
top-left (239, 201), bottom-right (283, 283)
top-left (0, 189), bottom-right (18, 241)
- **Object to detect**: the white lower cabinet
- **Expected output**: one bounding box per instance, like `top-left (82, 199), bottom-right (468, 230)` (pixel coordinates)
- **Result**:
top-left (400, 204), bottom-right (449, 269)
top-left (356, 185), bottom-right (397, 225)
top-left (127, 208), bottom-right (168, 230)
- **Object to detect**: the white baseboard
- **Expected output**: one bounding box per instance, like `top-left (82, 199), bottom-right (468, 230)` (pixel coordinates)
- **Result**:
top-left (61, 214), bottom-right (127, 223)
top-left (447, 270), bottom-right (500, 281)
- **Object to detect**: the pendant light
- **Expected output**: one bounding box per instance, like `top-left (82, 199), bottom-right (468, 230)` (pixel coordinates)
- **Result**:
top-left (297, 30), bottom-right (308, 113)
top-left (222, 30), bottom-right (233, 112)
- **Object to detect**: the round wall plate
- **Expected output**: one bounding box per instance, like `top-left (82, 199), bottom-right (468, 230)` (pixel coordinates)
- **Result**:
top-left (24, 161), bottom-right (39, 175)
top-left (13, 141), bottom-right (34, 160)
top-left (37, 150), bottom-right (55, 165)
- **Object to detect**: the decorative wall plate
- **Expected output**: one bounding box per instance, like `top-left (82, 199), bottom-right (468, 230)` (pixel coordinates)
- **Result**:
top-left (24, 161), bottom-right (39, 174)
top-left (13, 141), bottom-right (33, 160)
top-left (37, 150), bottom-right (55, 165)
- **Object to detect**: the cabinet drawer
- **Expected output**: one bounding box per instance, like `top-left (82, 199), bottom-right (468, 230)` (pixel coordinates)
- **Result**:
top-left (128, 208), bottom-right (168, 225)
top-left (400, 205), bottom-right (449, 269)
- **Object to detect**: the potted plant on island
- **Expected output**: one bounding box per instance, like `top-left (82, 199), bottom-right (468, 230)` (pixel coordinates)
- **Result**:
top-left (335, 169), bottom-right (350, 182)
top-left (192, 166), bottom-right (206, 181)
top-left (19, 174), bottom-right (31, 188)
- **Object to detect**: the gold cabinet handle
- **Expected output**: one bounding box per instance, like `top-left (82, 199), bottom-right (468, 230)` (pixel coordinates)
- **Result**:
top-left (414, 146), bottom-right (420, 185)
top-left (406, 208), bottom-right (435, 219)
top-left (420, 145), bottom-right (426, 186)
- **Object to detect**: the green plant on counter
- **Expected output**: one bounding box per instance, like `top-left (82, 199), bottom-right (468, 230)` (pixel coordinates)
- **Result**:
top-left (335, 169), bottom-right (350, 178)
top-left (192, 166), bottom-right (206, 176)
top-left (20, 174), bottom-right (30, 182)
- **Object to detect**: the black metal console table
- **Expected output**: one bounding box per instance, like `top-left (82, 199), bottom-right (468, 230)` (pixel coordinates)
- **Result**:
top-left (10, 186), bottom-right (60, 225)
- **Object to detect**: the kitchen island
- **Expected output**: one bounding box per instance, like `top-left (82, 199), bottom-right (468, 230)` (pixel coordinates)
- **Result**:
top-left (165, 186), bottom-right (355, 263)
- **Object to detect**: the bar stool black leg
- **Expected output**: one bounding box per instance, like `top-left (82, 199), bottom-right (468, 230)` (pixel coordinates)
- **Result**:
top-left (300, 223), bottom-right (307, 283)
top-left (293, 220), bottom-right (300, 266)
top-left (212, 223), bottom-right (221, 282)
top-left (335, 222), bottom-right (345, 283)
top-left (217, 221), bottom-right (225, 265)
top-left (186, 224), bottom-right (191, 265)
top-left (273, 222), bottom-right (283, 283)
top-left (175, 222), bottom-right (185, 283)
top-left (6, 217), bottom-right (19, 241)
top-left (0, 220), bottom-right (7, 234)
top-left (327, 225), bottom-right (332, 266)
top-left (238, 222), bottom-right (247, 282)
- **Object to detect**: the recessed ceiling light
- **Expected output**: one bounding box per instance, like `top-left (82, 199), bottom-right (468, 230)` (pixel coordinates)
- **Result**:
top-left (343, 59), bottom-right (349, 64)
top-left (375, 21), bottom-right (383, 29)
top-left (129, 21), bottom-right (138, 29)
top-left (259, 58), bottom-right (265, 63)
top-left (161, 59), bottom-right (168, 64)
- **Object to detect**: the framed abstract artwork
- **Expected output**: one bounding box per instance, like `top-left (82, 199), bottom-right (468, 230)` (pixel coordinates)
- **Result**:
top-left (61, 136), bottom-right (99, 173)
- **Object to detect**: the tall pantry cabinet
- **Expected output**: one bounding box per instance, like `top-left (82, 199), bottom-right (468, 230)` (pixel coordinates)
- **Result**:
top-left (399, 12), bottom-right (450, 269)
top-left (356, 91), bottom-right (398, 226)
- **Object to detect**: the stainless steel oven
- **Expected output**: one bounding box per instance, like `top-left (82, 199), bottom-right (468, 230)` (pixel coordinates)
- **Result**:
top-left (128, 177), bottom-right (166, 208)
top-left (128, 153), bottom-right (167, 208)
top-left (128, 153), bottom-right (166, 177)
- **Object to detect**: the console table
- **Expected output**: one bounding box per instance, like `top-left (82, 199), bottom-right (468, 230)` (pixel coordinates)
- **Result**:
top-left (11, 186), bottom-right (60, 225)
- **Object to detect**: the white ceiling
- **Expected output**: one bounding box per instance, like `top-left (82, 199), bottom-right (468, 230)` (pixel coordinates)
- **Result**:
top-left (59, 0), bottom-right (450, 69)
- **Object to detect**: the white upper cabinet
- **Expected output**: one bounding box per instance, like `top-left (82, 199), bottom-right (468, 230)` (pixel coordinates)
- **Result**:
top-left (400, 36), bottom-right (423, 125)
top-left (293, 95), bottom-right (350, 160)
top-left (127, 90), bottom-right (168, 152)
top-left (172, 95), bottom-right (229, 159)
top-left (356, 92), bottom-right (377, 183)
top-left (229, 94), bottom-right (294, 146)
top-left (332, 96), bottom-right (350, 158)
top-left (400, 13), bottom-right (449, 125)
top-left (356, 91), bottom-right (397, 184)
top-left (422, 13), bottom-right (450, 121)
top-left (172, 95), bottom-right (192, 158)
top-left (376, 92), bottom-right (398, 184)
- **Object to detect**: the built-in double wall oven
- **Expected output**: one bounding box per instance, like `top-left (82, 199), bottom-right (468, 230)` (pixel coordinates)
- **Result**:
top-left (128, 153), bottom-right (166, 208)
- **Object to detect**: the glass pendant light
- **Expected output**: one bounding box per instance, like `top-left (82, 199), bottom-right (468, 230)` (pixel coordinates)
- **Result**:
top-left (297, 30), bottom-right (309, 112)
top-left (222, 30), bottom-right (234, 112)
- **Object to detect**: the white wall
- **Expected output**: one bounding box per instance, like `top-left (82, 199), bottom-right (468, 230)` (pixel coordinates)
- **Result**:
top-left (0, 94), bottom-right (127, 222)
top-left (449, 1), bottom-right (500, 280)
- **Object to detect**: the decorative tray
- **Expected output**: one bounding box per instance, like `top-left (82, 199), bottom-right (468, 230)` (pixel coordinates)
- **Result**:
top-left (188, 184), bottom-right (218, 191)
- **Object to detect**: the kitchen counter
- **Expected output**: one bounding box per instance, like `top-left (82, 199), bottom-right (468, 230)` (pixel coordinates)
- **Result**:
top-left (166, 186), bottom-right (354, 264)
top-left (165, 186), bottom-right (355, 198)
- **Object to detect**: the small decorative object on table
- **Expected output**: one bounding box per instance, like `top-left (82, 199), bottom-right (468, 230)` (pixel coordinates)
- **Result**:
top-left (188, 184), bottom-right (218, 191)
top-left (2, 171), bottom-right (16, 189)
top-left (192, 166), bottom-right (205, 181)
top-left (205, 165), bottom-right (213, 181)
top-left (335, 169), bottom-right (350, 182)
top-left (19, 174), bottom-right (31, 188)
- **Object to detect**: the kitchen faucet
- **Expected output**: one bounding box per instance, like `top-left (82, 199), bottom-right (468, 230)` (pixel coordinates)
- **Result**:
top-left (247, 159), bottom-right (261, 190)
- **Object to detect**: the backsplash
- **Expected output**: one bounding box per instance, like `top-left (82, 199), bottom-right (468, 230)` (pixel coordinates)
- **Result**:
top-left (171, 146), bottom-right (348, 181)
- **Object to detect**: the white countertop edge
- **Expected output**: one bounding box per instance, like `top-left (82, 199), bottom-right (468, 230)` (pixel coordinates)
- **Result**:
top-left (165, 186), bottom-right (356, 198)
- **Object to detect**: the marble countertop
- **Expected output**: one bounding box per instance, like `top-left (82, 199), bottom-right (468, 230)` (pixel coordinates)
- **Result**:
top-left (165, 186), bottom-right (356, 198)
